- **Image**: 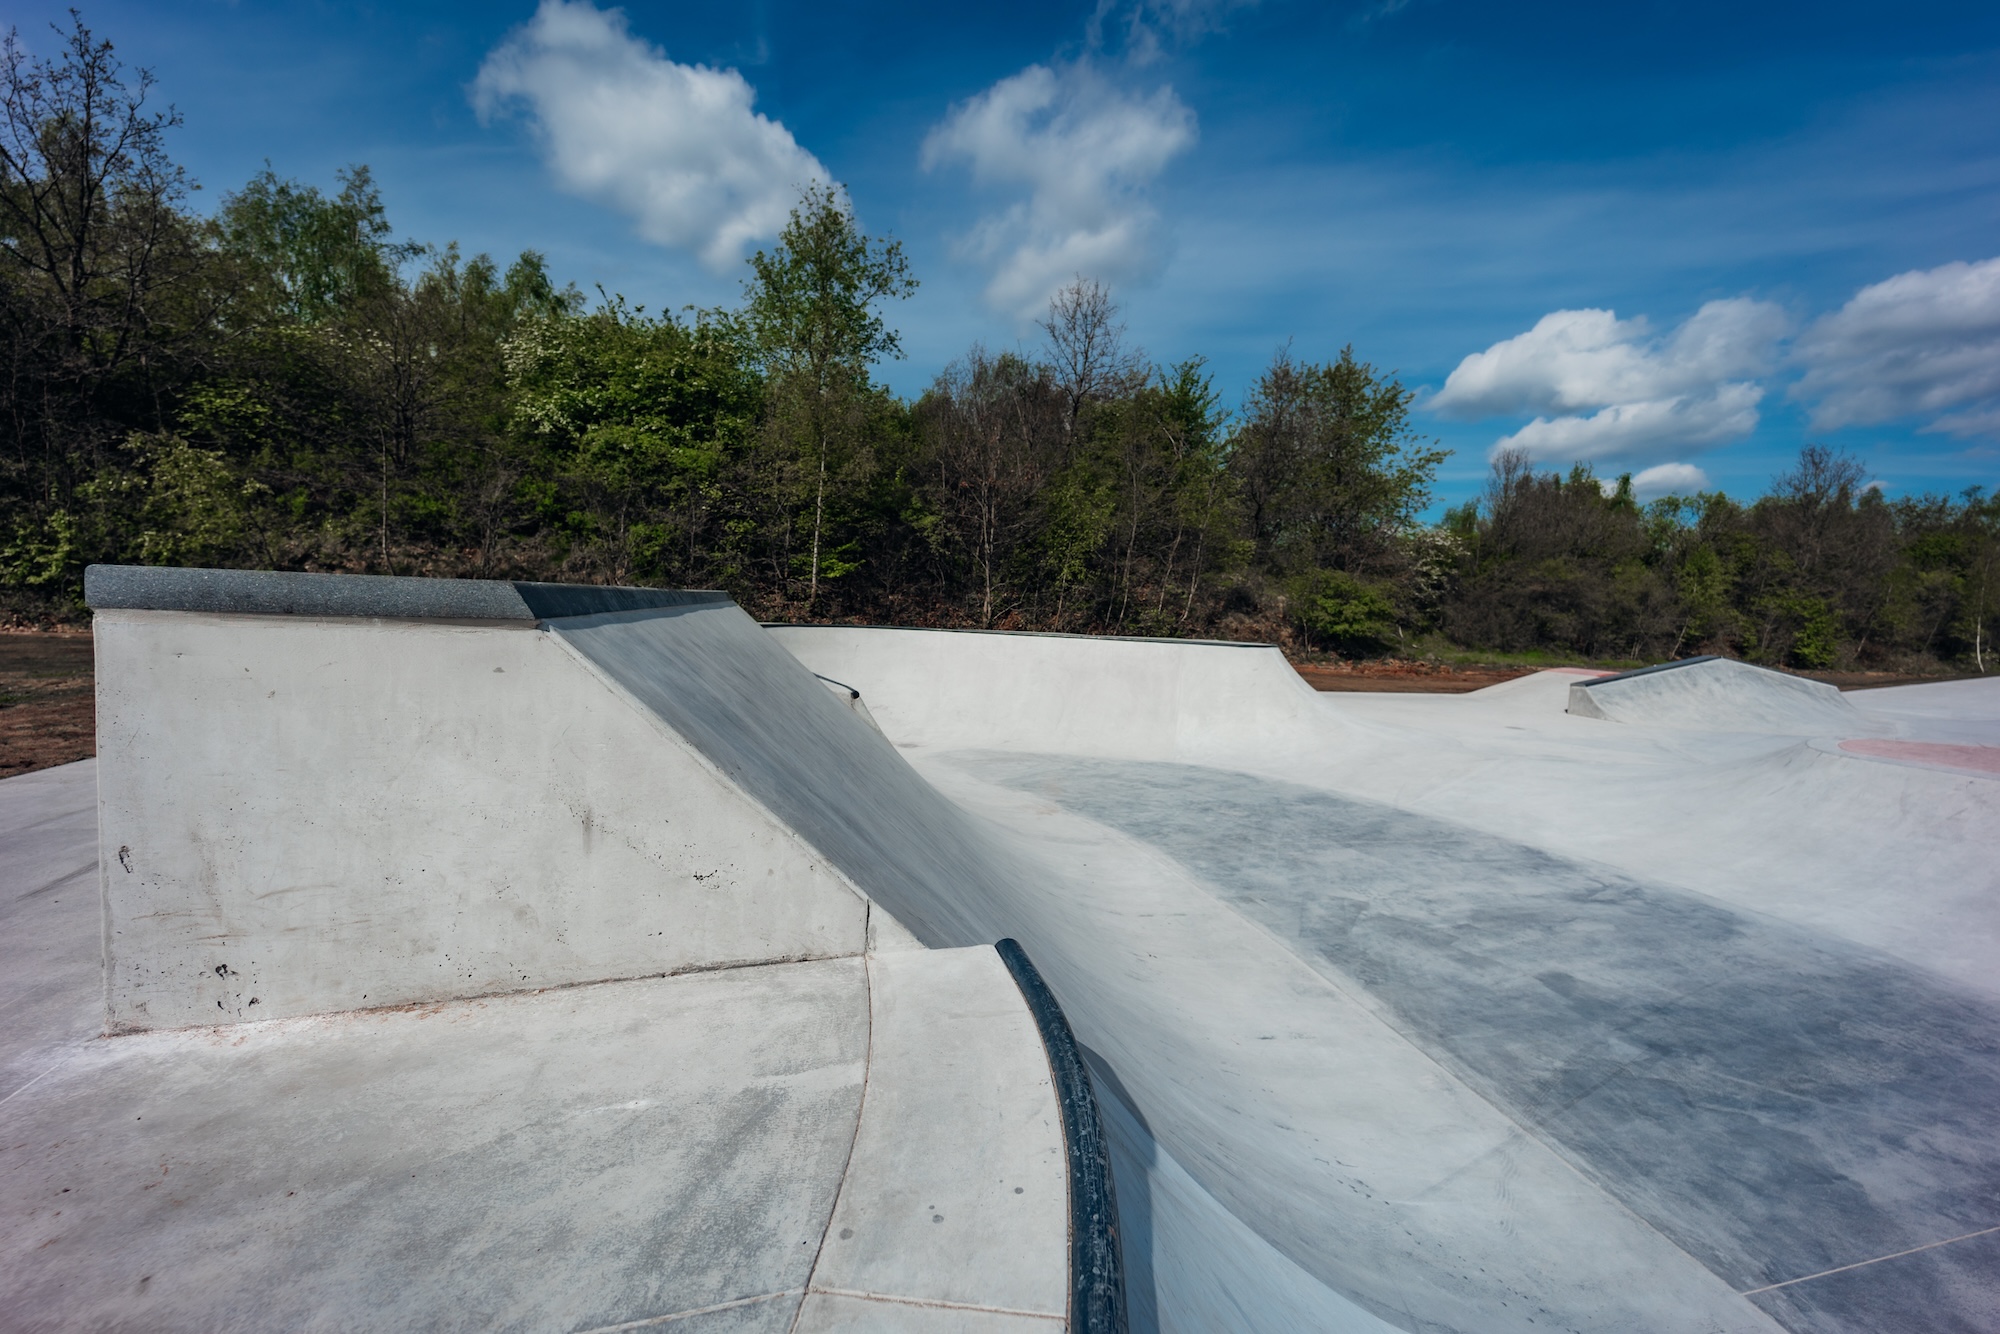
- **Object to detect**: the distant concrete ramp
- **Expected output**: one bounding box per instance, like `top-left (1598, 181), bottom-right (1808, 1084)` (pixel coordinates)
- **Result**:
top-left (1567, 656), bottom-right (1883, 734)
top-left (764, 624), bottom-right (1340, 759)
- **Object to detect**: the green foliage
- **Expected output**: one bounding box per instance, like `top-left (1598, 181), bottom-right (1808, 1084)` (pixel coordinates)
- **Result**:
top-left (1, 14), bottom-right (1994, 671)
top-left (741, 185), bottom-right (916, 606)
top-left (1231, 346), bottom-right (1447, 581)
top-left (218, 166), bottom-right (408, 323)
top-left (1289, 569), bottom-right (1398, 653)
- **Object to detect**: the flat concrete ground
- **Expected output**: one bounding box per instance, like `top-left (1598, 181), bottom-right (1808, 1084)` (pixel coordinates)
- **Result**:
top-left (0, 759), bottom-right (100, 1101)
top-left (0, 760), bottom-right (1069, 1334)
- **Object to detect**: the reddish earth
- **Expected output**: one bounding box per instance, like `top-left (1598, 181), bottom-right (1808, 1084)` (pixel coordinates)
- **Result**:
top-left (0, 632), bottom-right (95, 780)
top-left (1291, 659), bottom-right (1540, 694)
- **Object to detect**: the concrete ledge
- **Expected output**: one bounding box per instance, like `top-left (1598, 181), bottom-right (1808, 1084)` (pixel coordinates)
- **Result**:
top-left (94, 607), bottom-right (869, 1029)
top-left (84, 564), bottom-right (727, 622)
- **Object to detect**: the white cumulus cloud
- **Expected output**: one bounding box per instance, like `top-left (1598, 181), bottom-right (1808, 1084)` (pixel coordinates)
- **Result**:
top-left (923, 61), bottom-right (1196, 317)
top-left (1629, 462), bottom-right (1714, 500)
top-left (1493, 383), bottom-right (1765, 466)
top-left (1432, 298), bottom-right (1788, 418)
top-left (473, 0), bottom-right (827, 272)
top-left (1793, 256), bottom-right (2000, 439)
top-left (1432, 298), bottom-right (1787, 467)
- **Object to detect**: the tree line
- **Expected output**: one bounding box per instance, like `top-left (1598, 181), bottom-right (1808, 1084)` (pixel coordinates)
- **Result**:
top-left (4, 16), bottom-right (1995, 671)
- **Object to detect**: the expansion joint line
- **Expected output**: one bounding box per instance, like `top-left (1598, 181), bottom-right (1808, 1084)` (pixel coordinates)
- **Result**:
top-left (1739, 1224), bottom-right (2000, 1296)
top-left (786, 934), bottom-right (877, 1334)
top-left (574, 1289), bottom-right (797, 1332)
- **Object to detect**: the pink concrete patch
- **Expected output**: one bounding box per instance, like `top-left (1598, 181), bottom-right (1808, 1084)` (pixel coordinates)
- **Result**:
top-left (1838, 738), bottom-right (2000, 775)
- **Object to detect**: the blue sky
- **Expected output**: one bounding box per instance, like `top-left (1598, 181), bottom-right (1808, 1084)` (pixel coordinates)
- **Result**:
top-left (12, 0), bottom-right (2000, 509)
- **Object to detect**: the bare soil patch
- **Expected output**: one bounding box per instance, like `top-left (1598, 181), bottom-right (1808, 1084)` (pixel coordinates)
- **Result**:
top-left (0, 632), bottom-right (95, 779)
top-left (1292, 659), bottom-right (1539, 694)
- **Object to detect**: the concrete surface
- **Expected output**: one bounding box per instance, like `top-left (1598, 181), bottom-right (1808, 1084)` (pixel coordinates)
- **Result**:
top-left (1566, 656), bottom-right (1883, 733)
top-left (0, 799), bottom-right (1070, 1334)
top-left (763, 624), bottom-right (1330, 760)
top-left (0, 758), bottom-right (100, 1102)
top-left (7, 574), bottom-right (1083, 1333)
top-left (779, 626), bottom-right (2000, 1334)
top-left (3, 954), bottom-right (872, 1333)
top-left (809, 947), bottom-right (1068, 1319)
top-left (28, 570), bottom-right (2000, 1333)
top-left (95, 608), bottom-right (871, 1029)
top-left (804, 948), bottom-right (1072, 1328)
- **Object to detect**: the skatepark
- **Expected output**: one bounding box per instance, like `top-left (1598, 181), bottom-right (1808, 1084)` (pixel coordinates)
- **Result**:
top-left (3, 567), bottom-right (1997, 1332)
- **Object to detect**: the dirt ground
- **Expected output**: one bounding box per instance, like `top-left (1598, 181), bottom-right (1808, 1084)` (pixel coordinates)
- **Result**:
top-left (1292, 659), bottom-right (1540, 693)
top-left (1290, 658), bottom-right (1959, 695)
top-left (0, 632), bottom-right (95, 780)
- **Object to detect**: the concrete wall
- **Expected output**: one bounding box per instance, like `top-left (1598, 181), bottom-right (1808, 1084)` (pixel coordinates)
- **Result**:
top-left (765, 625), bottom-right (1339, 759)
top-left (95, 608), bottom-right (871, 1031)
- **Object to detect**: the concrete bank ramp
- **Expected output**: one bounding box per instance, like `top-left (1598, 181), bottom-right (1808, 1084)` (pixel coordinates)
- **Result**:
top-left (1567, 655), bottom-right (1880, 734)
top-left (3, 567), bottom-right (1116, 1333)
top-left (764, 623), bottom-right (1339, 758)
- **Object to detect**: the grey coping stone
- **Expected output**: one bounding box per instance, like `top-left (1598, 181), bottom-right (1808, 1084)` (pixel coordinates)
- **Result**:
top-left (83, 564), bottom-right (728, 622)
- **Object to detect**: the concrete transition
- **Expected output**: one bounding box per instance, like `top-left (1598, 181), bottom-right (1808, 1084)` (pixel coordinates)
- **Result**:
top-left (4, 566), bottom-right (1997, 1334)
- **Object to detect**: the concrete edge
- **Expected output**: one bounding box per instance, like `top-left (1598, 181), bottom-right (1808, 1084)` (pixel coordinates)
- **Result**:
top-left (996, 938), bottom-right (1128, 1334)
top-left (1574, 655), bottom-right (1722, 688)
top-left (1565, 682), bottom-right (1610, 719)
top-left (84, 564), bottom-right (728, 621)
top-left (763, 622), bottom-right (1276, 650)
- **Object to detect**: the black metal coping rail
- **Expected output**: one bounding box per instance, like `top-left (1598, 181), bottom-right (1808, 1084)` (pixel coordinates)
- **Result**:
top-left (996, 938), bottom-right (1128, 1334)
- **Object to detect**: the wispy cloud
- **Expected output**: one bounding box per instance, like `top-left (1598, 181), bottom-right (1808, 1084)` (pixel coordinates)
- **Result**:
top-left (923, 61), bottom-right (1196, 317)
top-left (1087, 0), bottom-right (1261, 64)
top-left (1793, 255), bottom-right (2000, 439)
top-left (472, 0), bottom-right (826, 272)
top-left (1431, 298), bottom-right (1788, 468)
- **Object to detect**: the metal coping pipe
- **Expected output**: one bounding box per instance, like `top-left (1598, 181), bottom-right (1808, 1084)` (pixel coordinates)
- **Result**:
top-left (995, 938), bottom-right (1128, 1334)
top-left (812, 673), bottom-right (862, 700)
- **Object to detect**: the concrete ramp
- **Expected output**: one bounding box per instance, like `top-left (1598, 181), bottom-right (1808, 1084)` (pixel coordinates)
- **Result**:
top-left (764, 624), bottom-right (1339, 758)
top-left (1567, 655), bottom-right (1878, 734)
top-left (545, 608), bottom-right (1035, 949)
top-left (3, 567), bottom-right (1117, 1334)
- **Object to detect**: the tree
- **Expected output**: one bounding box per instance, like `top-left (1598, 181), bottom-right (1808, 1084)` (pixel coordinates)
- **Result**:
top-left (1444, 450), bottom-right (1676, 658)
top-left (743, 184), bottom-right (915, 606)
top-left (217, 165), bottom-right (407, 324)
top-left (916, 348), bottom-right (1065, 626)
top-left (1040, 277), bottom-right (1143, 436)
top-left (0, 11), bottom-right (208, 590)
top-left (505, 294), bottom-right (759, 586)
top-left (1230, 347), bottom-right (1445, 579)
